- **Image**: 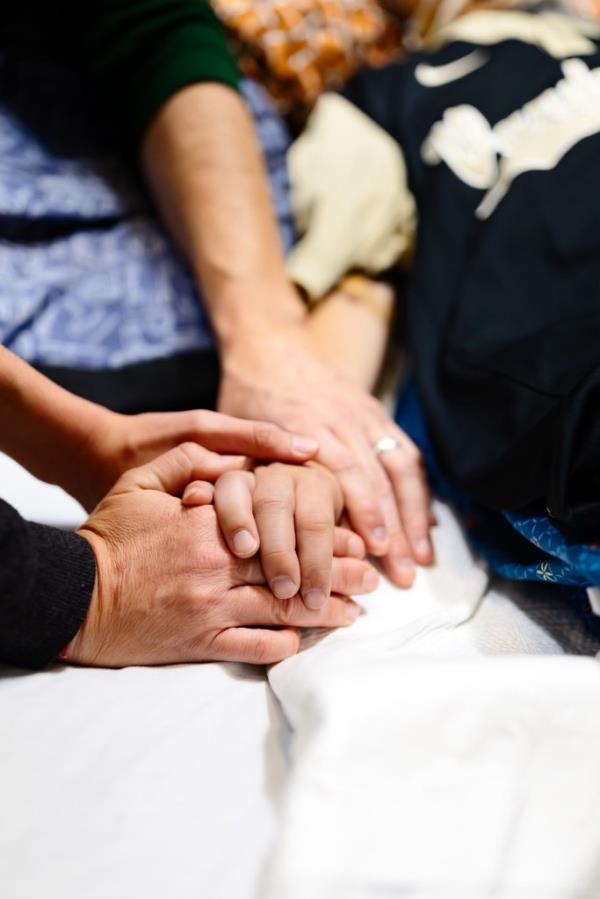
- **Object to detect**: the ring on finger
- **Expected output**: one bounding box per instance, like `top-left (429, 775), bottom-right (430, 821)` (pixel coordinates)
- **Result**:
top-left (373, 436), bottom-right (400, 456)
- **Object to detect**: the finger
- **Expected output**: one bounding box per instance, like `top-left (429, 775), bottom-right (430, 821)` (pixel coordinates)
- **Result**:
top-left (333, 527), bottom-right (366, 559)
top-left (209, 626), bottom-right (301, 665)
top-left (116, 443), bottom-right (249, 496)
top-left (331, 558), bottom-right (379, 597)
top-left (315, 428), bottom-right (389, 556)
top-left (294, 469), bottom-right (335, 610)
top-left (179, 410), bottom-right (319, 462)
top-left (182, 481), bottom-right (215, 507)
top-left (213, 471), bottom-right (259, 558)
top-left (374, 423), bottom-right (434, 566)
top-left (231, 585), bottom-right (361, 629)
top-left (335, 423), bottom-right (417, 587)
top-left (253, 466), bottom-right (301, 600)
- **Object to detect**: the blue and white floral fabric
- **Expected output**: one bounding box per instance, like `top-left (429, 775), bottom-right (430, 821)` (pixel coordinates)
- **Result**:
top-left (0, 53), bottom-right (295, 369)
top-left (396, 380), bottom-right (600, 632)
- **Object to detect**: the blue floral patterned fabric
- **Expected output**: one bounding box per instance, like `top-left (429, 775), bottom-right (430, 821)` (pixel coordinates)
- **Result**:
top-left (0, 53), bottom-right (295, 369)
top-left (396, 380), bottom-right (600, 632)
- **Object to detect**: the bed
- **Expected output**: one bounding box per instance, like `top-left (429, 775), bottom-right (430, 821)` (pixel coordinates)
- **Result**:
top-left (1, 451), bottom-right (599, 899)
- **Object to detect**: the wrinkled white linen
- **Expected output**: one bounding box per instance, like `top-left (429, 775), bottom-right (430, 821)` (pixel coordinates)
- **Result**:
top-left (0, 661), bottom-right (284, 899)
top-left (265, 504), bottom-right (600, 899)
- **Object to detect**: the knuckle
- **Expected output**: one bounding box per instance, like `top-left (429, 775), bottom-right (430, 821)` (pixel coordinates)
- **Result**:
top-left (253, 494), bottom-right (289, 516)
top-left (299, 513), bottom-right (333, 536)
top-left (402, 512), bottom-right (429, 535)
top-left (189, 409), bottom-right (209, 433)
top-left (352, 498), bottom-right (381, 523)
top-left (251, 633), bottom-right (275, 663)
top-left (261, 548), bottom-right (297, 569)
top-left (327, 447), bottom-right (362, 477)
top-left (252, 420), bottom-right (280, 448)
top-left (178, 440), bottom-right (205, 465)
top-left (384, 454), bottom-right (414, 478)
top-left (217, 469), bottom-right (244, 490)
top-left (303, 566), bottom-right (331, 590)
top-left (333, 455), bottom-right (364, 479)
top-left (177, 583), bottom-right (213, 617)
top-left (274, 599), bottom-right (296, 626)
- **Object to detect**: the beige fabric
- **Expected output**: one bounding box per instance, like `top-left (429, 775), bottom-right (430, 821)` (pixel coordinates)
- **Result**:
top-left (286, 93), bottom-right (417, 300)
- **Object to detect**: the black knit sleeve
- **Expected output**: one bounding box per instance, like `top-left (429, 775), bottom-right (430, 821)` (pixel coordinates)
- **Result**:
top-left (0, 499), bottom-right (96, 668)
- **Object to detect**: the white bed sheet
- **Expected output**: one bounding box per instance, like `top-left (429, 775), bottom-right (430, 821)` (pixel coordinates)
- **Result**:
top-left (0, 454), bottom-right (283, 899)
top-left (2, 453), bottom-right (600, 899)
top-left (265, 504), bottom-right (600, 898)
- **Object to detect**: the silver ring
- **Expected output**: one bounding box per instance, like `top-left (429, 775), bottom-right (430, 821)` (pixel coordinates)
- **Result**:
top-left (374, 436), bottom-right (399, 456)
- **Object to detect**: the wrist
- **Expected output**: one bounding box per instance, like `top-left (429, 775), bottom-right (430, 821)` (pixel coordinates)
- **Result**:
top-left (210, 280), bottom-right (307, 349)
top-left (56, 406), bottom-right (127, 511)
top-left (68, 525), bottom-right (113, 664)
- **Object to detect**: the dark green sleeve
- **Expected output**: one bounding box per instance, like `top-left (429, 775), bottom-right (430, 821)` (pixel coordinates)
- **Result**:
top-left (76, 0), bottom-right (241, 147)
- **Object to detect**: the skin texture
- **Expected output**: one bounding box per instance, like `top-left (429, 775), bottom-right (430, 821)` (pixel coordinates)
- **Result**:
top-left (0, 346), bottom-right (319, 512)
top-left (69, 444), bottom-right (378, 667)
top-left (141, 82), bottom-right (434, 589)
top-left (184, 463), bottom-right (377, 610)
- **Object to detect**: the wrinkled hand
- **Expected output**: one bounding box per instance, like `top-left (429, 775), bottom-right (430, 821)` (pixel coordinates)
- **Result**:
top-left (219, 327), bottom-right (434, 587)
top-left (183, 462), bottom-right (378, 610)
top-left (76, 408), bottom-right (319, 511)
top-left (68, 444), bottom-right (367, 668)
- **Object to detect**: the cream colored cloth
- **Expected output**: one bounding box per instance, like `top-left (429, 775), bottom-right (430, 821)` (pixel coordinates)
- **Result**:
top-left (286, 93), bottom-right (417, 301)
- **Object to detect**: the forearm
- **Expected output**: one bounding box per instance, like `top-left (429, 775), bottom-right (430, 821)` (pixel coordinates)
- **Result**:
top-left (141, 83), bottom-right (306, 346)
top-left (307, 277), bottom-right (395, 391)
top-left (0, 347), bottom-right (112, 502)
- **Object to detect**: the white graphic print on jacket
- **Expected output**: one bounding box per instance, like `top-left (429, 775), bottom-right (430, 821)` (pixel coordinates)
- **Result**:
top-left (422, 57), bottom-right (600, 217)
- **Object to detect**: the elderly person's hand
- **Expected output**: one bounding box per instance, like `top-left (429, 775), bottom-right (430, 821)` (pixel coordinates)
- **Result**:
top-left (183, 462), bottom-right (378, 611)
top-left (67, 444), bottom-right (371, 667)
top-left (218, 321), bottom-right (434, 589)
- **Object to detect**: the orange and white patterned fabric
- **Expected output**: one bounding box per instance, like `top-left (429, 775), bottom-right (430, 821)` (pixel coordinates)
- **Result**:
top-left (211, 0), bottom-right (600, 111)
top-left (211, 0), bottom-right (405, 111)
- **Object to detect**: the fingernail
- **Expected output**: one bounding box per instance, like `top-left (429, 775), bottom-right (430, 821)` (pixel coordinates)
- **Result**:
top-left (272, 576), bottom-right (298, 600)
top-left (394, 557), bottom-right (416, 584)
top-left (303, 588), bottom-right (327, 610)
top-left (372, 527), bottom-right (389, 545)
top-left (232, 529), bottom-right (257, 555)
top-left (414, 538), bottom-right (432, 559)
top-left (347, 535), bottom-right (364, 558)
top-left (361, 569), bottom-right (379, 593)
top-left (345, 601), bottom-right (361, 623)
top-left (292, 436), bottom-right (319, 456)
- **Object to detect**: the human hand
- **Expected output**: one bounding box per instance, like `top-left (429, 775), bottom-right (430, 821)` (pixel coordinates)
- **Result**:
top-left (182, 462), bottom-right (379, 610)
top-left (75, 408), bottom-right (319, 512)
top-left (68, 444), bottom-right (365, 668)
top-left (218, 326), bottom-right (434, 588)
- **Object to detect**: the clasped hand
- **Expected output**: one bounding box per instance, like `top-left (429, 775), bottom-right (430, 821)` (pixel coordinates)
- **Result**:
top-left (68, 442), bottom-right (378, 667)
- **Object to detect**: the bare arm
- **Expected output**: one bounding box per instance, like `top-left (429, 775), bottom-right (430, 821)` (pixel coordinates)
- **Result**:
top-left (306, 276), bottom-right (395, 392)
top-left (140, 83), bottom-right (434, 583)
top-left (141, 83), bottom-right (306, 343)
top-left (0, 347), bottom-right (317, 511)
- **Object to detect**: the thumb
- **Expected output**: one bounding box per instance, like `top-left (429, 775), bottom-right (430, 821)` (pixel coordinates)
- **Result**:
top-left (114, 443), bottom-right (248, 497)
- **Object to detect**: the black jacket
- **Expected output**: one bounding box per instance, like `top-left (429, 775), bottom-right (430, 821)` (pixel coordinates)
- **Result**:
top-left (344, 34), bottom-right (600, 528)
